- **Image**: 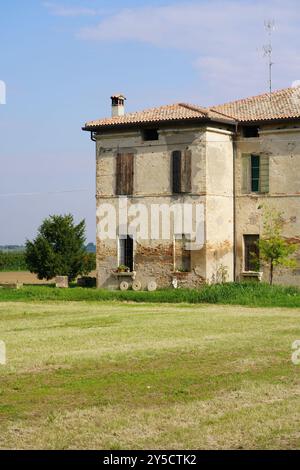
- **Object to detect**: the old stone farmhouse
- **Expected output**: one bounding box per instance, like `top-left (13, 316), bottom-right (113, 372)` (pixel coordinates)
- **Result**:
top-left (83, 87), bottom-right (300, 289)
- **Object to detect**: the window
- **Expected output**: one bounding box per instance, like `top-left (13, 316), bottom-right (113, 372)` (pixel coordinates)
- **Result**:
top-left (172, 151), bottom-right (181, 193)
top-left (241, 154), bottom-right (269, 194)
top-left (142, 129), bottom-right (159, 141)
top-left (174, 235), bottom-right (191, 272)
top-left (243, 126), bottom-right (259, 138)
top-left (251, 154), bottom-right (260, 192)
top-left (119, 236), bottom-right (134, 271)
top-left (244, 235), bottom-right (259, 271)
top-left (116, 153), bottom-right (134, 195)
top-left (172, 150), bottom-right (192, 194)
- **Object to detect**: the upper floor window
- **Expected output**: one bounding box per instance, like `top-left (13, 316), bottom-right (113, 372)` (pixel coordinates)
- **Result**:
top-left (172, 150), bottom-right (192, 194)
top-left (243, 126), bottom-right (259, 138)
top-left (142, 129), bottom-right (159, 141)
top-left (116, 153), bottom-right (134, 195)
top-left (251, 154), bottom-right (260, 192)
top-left (241, 153), bottom-right (269, 194)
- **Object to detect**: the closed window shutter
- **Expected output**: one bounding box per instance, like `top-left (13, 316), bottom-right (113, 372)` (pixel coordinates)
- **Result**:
top-left (116, 153), bottom-right (122, 195)
top-left (116, 153), bottom-right (134, 195)
top-left (124, 153), bottom-right (134, 195)
top-left (241, 154), bottom-right (251, 193)
top-left (172, 151), bottom-right (181, 193)
top-left (182, 149), bottom-right (192, 193)
top-left (260, 155), bottom-right (270, 193)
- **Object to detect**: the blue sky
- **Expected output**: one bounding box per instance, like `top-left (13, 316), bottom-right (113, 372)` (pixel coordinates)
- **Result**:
top-left (1, 0), bottom-right (300, 244)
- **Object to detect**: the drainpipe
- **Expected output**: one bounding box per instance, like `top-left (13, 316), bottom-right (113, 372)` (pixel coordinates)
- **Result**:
top-left (232, 123), bottom-right (238, 282)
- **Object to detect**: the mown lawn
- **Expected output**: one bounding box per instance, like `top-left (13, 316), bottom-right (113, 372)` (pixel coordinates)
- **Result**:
top-left (0, 301), bottom-right (300, 449)
top-left (1, 283), bottom-right (300, 308)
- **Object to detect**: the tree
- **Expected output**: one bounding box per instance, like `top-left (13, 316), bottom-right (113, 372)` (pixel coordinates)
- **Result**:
top-left (256, 207), bottom-right (298, 285)
top-left (25, 214), bottom-right (96, 282)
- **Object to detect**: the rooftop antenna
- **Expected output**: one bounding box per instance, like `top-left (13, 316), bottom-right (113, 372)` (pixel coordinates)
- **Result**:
top-left (263, 19), bottom-right (275, 97)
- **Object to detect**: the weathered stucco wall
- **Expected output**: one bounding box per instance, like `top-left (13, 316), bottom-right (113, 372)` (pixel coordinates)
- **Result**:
top-left (235, 123), bottom-right (300, 286)
top-left (95, 124), bottom-right (233, 289)
top-left (95, 119), bottom-right (300, 289)
top-left (205, 128), bottom-right (234, 283)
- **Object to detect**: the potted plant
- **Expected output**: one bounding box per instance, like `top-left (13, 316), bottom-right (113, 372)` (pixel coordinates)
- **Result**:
top-left (176, 267), bottom-right (189, 273)
top-left (116, 265), bottom-right (130, 273)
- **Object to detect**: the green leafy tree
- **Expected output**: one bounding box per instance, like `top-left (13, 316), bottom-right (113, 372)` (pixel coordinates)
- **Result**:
top-left (25, 214), bottom-right (96, 282)
top-left (256, 207), bottom-right (298, 285)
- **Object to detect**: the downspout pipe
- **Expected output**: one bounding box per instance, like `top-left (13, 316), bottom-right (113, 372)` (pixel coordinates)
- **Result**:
top-left (233, 122), bottom-right (238, 282)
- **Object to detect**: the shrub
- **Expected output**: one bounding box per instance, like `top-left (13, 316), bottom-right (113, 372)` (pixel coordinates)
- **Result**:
top-left (25, 214), bottom-right (96, 282)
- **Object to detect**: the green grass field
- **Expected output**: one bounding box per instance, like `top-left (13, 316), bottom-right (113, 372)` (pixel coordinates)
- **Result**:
top-left (1, 283), bottom-right (300, 308)
top-left (0, 300), bottom-right (300, 449)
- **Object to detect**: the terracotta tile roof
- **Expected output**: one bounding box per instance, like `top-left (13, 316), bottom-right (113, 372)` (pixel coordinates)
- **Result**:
top-left (83, 102), bottom-right (235, 130)
top-left (83, 87), bottom-right (300, 130)
top-left (211, 86), bottom-right (300, 123)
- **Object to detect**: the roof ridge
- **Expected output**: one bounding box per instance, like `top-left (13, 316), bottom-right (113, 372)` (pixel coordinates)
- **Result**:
top-left (207, 107), bottom-right (238, 121)
top-left (211, 86), bottom-right (295, 109)
top-left (178, 103), bottom-right (209, 115)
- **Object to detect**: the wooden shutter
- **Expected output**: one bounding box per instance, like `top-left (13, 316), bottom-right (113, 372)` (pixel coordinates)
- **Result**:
top-left (181, 149), bottom-right (192, 193)
top-left (116, 153), bottom-right (122, 195)
top-left (260, 155), bottom-right (270, 193)
top-left (116, 153), bottom-right (134, 195)
top-left (172, 151), bottom-right (181, 193)
top-left (124, 153), bottom-right (134, 195)
top-left (241, 154), bottom-right (251, 194)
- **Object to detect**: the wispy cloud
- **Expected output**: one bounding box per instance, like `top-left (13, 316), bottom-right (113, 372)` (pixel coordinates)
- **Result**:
top-left (77, 0), bottom-right (300, 98)
top-left (43, 2), bottom-right (98, 17)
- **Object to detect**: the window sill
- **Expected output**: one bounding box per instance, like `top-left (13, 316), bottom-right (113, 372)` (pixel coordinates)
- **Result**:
top-left (171, 271), bottom-right (191, 276)
top-left (112, 271), bottom-right (136, 280)
top-left (242, 271), bottom-right (263, 281)
top-left (241, 192), bottom-right (269, 196)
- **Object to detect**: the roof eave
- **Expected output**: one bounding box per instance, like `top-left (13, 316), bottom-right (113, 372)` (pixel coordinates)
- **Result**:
top-left (82, 115), bottom-right (236, 132)
top-left (237, 116), bottom-right (300, 125)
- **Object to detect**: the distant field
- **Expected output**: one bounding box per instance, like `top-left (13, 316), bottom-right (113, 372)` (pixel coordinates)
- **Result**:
top-left (0, 252), bottom-right (27, 272)
top-left (0, 271), bottom-right (97, 285)
top-left (0, 301), bottom-right (300, 449)
top-left (0, 272), bottom-right (53, 284)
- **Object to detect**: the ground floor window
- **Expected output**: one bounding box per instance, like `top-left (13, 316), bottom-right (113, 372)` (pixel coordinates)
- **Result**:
top-left (174, 234), bottom-right (191, 272)
top-left (244, 234), bottom-right (259, 271)
top-left (119, 236), bottom-right (134, 271)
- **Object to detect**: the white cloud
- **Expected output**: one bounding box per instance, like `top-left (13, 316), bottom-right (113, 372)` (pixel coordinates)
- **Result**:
top-left (77, 0), bottom-right (300, 98)
top-left (44, 2), bottom-right (98, 17)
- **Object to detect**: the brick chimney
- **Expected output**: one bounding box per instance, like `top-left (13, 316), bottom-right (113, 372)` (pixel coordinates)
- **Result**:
top-left (111, 94), bottom-right (126, 117)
